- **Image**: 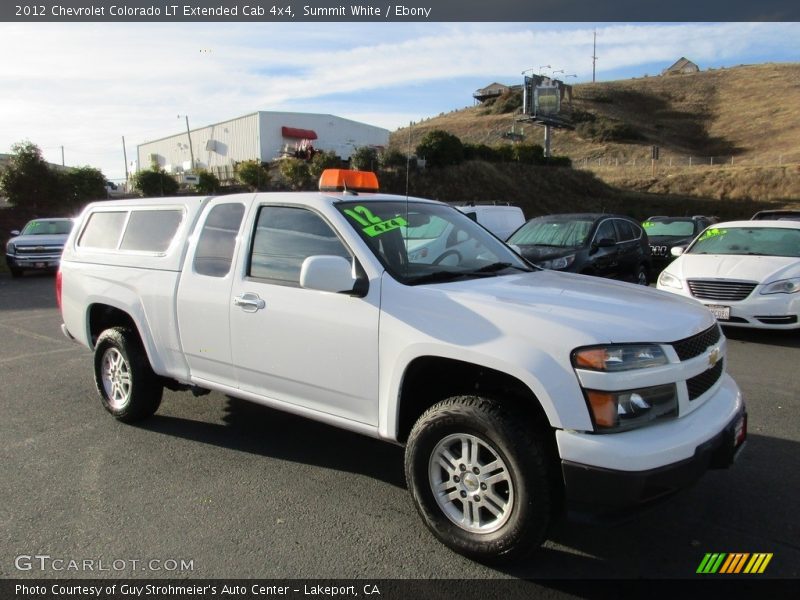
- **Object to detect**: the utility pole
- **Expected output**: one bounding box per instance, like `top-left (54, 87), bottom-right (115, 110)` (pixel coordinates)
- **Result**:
top-left (180, 115), bottom-right (195, 172)
top-left (592, 29), bottom-right (598, 83)
top-left (60, 145), bottom-right (65, 166)
top-left (121, 136), bottom-right (129, 185)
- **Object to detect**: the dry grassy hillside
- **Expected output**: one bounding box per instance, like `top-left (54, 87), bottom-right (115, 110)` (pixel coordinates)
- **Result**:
top-left (389, 63), bottom-right (800, 202)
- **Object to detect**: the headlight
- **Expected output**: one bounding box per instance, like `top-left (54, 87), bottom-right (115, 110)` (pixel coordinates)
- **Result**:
top-left (536, 254), bottom-right (575, 270)
top-left (760, 278), bottom-right (800, 295)
top-left (658, 271), bottom-right (682, 289)
top-left (6, 242), bottom-right (15, 254)
top-left (584, 384), bottom-right (678, 432)
top-left (572, 344), bottom-right (669, 372)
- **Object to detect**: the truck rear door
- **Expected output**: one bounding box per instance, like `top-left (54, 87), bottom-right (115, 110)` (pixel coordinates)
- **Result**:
top-left (176, 198), bottom-right (250, 389)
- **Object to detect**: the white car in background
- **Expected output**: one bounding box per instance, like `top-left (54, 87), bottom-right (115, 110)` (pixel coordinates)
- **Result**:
top-left (657, 220), bottom-right (800, 329)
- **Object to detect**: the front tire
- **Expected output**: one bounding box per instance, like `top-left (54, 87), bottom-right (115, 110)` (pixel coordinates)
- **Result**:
top-left (405, 396), bottom-right (557, 562)
top-left (93, 327), bottom-right (163, 423)
top-left (635, 264), bottom-right (649, 285)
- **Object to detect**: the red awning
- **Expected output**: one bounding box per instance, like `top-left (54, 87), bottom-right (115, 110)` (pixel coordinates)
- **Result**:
top-left (281, 126), bottom-right (317, 140)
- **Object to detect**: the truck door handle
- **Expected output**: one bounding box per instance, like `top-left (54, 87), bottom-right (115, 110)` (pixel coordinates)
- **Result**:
top-left (233, 293), bottom-right (265, 312)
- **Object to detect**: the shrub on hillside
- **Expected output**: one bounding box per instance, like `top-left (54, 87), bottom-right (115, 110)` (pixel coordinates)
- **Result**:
top-left (576, 118), bottom-right (642, 142)
top-left (416, 130), bottom-right (465, 168)
top-left (513, 144), bottom-right (546, 165)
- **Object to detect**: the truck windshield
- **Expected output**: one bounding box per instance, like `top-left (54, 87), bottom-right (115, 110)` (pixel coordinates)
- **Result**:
top-left (337, 200), bottom-right (532, 285)
top-left (21, 219), bottom-right (73, 235)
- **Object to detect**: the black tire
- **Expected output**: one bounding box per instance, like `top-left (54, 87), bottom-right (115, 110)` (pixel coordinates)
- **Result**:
top-left (93, 327), bottom-right (163, 423)
top-left (405, 395), bottom-right (557, 562)
top-left (9, 267), bottom-right (23, 278)
top-left (634, 264), bottom-right (649, 286)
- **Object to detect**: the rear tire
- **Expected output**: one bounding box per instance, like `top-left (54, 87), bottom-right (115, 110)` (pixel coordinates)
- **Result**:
top-left (93, 327), bottom-right (163, 423)
top-left (405, 395), bottom-right (557, 562)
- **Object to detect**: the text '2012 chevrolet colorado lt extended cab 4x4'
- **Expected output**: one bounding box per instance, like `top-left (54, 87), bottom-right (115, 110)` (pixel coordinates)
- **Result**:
top-left (58, 169), bottom-right (746, 562)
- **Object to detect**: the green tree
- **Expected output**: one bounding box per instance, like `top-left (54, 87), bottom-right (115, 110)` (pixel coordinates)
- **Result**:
top-left (132, 169), bottom-right (179, 197)
top-left (415, 130), bottom-right (464, 168)
top-left (236, 160), bottom-right (271, 191)
top-left (0, 141), bottom-right (64, 211)
top-left (308, 150), bottom-right (342, 181)
top-left (279, 158), bottom-right (312, 190)
top-left (350, 146), bottom-right (379, 172)
top-left (196, 169), bottom-right (220, 194)
top-left (63, 167), bottom-right (106, 209)
top-left (379, 149), bottom-right (409, 170)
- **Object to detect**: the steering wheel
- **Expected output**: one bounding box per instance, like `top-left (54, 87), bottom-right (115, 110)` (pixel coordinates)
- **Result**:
top-left (432, 249), bottom-right (462, 266)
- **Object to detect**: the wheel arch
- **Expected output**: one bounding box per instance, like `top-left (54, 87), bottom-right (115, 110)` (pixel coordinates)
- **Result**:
top-left (86, 302), bottom-right (162, 374)
top-left (394, 355), bottom-right (554, 445)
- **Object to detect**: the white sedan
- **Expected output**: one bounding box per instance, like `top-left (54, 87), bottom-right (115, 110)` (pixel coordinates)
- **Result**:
top-left (657, 220), bottom-right (800, 329)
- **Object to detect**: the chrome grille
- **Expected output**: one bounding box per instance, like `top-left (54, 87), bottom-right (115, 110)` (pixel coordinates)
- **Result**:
top-left (16, 245), bottom-right (64, 255)
top-left (687, 279), bottom-right (757, 301)
top-left (671, 324), bottom-right (721, 361)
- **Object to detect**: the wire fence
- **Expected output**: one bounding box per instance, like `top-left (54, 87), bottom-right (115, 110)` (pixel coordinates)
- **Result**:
top-left (576, 154), bottom-right (800, 170)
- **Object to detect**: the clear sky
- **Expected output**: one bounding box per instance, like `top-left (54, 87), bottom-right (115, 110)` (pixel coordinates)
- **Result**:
top-left (1, 21), bottom-right (798, 182)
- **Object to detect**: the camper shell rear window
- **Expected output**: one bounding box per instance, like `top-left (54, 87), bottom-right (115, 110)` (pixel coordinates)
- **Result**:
top-left (78, 208), bottom-right (184, 253)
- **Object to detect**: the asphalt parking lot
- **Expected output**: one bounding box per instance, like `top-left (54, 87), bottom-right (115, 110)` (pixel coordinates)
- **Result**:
top-left (1, 273), bottom-right (798, 583)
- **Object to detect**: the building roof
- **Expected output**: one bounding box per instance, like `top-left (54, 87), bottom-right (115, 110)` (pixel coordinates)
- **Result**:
top-left (663, 57), bottom-right (699, 73)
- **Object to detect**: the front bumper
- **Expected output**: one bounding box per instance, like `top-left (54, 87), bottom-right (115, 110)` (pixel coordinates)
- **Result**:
top-left (657, 282), bottom-right (800, 329)
top-left (6, 254), bottom-right (62, 270)
top-left (563, 409), bottom-right (746, 511)
top-left (557, 373), bottom-right (746, 511)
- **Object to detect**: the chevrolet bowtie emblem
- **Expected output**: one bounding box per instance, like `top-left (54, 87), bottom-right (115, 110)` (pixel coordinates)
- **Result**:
top-left (708, 348), bottom-right (721, 367)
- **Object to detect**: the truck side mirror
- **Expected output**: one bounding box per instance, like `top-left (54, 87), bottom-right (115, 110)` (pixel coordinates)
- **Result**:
top-left (10, 230), bottom-right (20, 236)
top-left (300, 255), bottom-right (360, 295)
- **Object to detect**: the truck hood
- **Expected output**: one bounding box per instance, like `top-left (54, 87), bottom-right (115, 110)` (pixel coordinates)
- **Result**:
top-left (667, 254), bottom-right (800, 283)
top-left (9, 233), bottom-right (69, 246)
top-left (431, 270), bottom-right (714, 345)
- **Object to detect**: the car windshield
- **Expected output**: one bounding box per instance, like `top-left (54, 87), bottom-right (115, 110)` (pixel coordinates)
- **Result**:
top-left (20, 219), bottom-right (73, 236)
top-left (642, 220), bottom-right (696, 237)
top-left (337, 200), bottom-right (532, 285)
top-left (507, 219), bottom-right (593, 247)
top-left (687, 226), bottom-right (800, 257)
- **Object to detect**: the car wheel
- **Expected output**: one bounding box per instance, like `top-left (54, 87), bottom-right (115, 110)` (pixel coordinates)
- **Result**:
top-left (93, 327), bottom-right (163, 423)
top-left (9, 267), bottom-right (23, 278)
top-left (635, 264), bottom-right (649, 285)
top-left (405, 395), bottom-right (557, 562)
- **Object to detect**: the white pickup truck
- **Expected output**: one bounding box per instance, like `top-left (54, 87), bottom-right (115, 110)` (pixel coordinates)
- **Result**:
top-left (58, 169), bottom-right (746, 562)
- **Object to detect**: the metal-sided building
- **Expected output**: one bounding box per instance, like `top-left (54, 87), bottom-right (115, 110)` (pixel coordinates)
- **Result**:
top-left (136, 111), bottom-right (390, 182)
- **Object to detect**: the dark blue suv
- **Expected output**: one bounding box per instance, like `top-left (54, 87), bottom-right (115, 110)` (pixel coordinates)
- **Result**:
top-left (507, 213), bottom-right (652, 285)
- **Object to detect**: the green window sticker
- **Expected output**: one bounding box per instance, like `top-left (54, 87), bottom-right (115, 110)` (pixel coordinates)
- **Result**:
top-left (642, 221), bottom-right (654, 228)
top-left (698, 228), bottom-right (727, 241)
top-left (345, 206), bottom-right (407, 237)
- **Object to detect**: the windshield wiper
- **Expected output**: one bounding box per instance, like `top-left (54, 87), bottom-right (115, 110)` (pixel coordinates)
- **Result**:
top-left (407, 271), bottom-right (473, 285)
top-left (472, 262), bottom-right (530, 274)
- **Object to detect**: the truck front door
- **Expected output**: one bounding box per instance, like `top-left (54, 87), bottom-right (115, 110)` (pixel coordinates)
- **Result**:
top-left (228, 204), bottom-right (380, 426)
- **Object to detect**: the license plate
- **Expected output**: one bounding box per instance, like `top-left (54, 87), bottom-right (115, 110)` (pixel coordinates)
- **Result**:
top-left (708, 304), bottom-right (730, 320)
top-left (34, 262), bottom-right (46, 268)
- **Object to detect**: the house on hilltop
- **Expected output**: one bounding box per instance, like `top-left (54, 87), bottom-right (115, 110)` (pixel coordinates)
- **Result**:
top-left (473, 82), bottom-right (522, 103)
top-left (662, 57), bottom-right (700, 75)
